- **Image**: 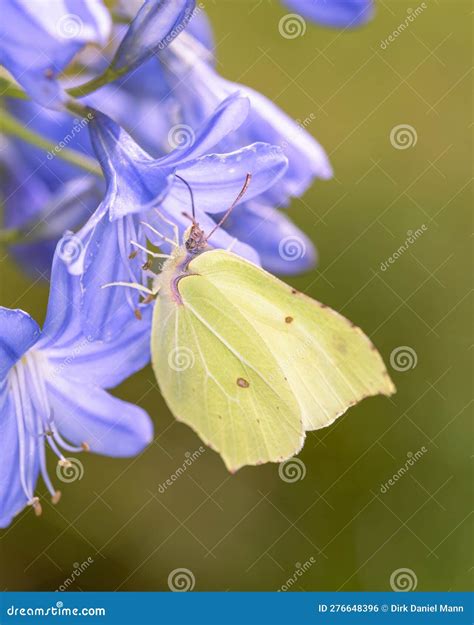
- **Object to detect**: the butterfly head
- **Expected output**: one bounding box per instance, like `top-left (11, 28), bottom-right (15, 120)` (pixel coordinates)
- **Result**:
top-left (184, 221), bottom-right (207, 254)
top-left (177, 172), bottom-right (252, 255)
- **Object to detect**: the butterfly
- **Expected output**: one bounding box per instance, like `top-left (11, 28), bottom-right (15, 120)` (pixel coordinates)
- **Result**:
top-left (110, 175), bottom-right (395, 472)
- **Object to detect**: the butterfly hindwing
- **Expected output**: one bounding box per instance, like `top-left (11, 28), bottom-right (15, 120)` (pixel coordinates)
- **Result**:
top-left (152, 274), bottom-right (304, 472)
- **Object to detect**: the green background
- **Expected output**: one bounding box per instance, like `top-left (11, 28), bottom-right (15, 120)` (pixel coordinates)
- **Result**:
top-left (1, 0), bottom-right (472, 592)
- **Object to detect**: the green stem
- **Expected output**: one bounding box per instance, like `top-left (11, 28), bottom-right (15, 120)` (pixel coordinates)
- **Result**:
top-left (0, 108), bottom-right (102, 177)
top-left (0, 77), bottom-right (29, 100)
top-left (66, 67), bottom-right (121, 98)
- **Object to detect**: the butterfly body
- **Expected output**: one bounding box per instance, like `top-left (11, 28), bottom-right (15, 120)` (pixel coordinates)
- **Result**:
top-left (151, 232), bottom-right (395, 472)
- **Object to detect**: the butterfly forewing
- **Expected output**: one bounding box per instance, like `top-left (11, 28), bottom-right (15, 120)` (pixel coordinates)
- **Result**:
top-left (187, 250), bottom-right (395, 432)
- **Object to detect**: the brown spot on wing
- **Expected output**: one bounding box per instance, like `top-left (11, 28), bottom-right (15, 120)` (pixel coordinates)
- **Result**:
top-left (237, 378), bottom-right (250, 388)
top-left (285, 316), bottom-right (294, 324)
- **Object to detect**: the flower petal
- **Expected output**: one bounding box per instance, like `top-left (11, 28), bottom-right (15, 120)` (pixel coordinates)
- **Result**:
top-left (43, 249), bottom-right (151, 387)
top-left (46, 378), bottom-right (153, 457)
top-left (111, 0), bottom-right (195, 73)
top-left (157, 93), bottom-right (250, 167)
top-left (0, 308), bottom-right (41, 379)
top-left (88, 109), bottom-right (172, 220)
top-left (88, 95), bottom-right (249, 221)
top-left (186, 8), bottom-right (214, 53)
top-left (39, 239), bottom-right (85, 350)
top-left (0, 382), bottom-right (36, 528)
top-left (171, 143), bottom-right (288, 214)
top-left (223, 201), bottom-right (317, 275)
top-left (80, 213), bottom-right (145, 340)
top-left (282, 0), bottom-right (374, 28)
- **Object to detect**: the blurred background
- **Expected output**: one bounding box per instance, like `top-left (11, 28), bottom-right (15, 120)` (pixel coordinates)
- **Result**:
top-left (1, 0), bottom-right (472, 592)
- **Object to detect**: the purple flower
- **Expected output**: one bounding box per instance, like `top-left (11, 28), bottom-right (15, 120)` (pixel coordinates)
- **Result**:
top-left (281, 0), bottom-right (374, 28)
top-left (158, 33), bottom-right (333, 205)
top-left (0, 241), bottom-right (152, 528)
top-left (221, 200), bottom-right (318, 276)
top-left (76, 94), bottom-right (289, 339)
top-left (110, 0), bottom-right (196, 75)
top-left (1, 101), bottom-right (103, 276)
top-left (0, 0), bottom-right (111, 107)
top-left (84, 2), bottom-right (331, 203)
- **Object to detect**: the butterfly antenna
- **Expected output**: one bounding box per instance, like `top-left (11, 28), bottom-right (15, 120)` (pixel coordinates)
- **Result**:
top-left (175, 174), bottom-right (196, 221)
top-left (206, 174), bottom-right (251, 242)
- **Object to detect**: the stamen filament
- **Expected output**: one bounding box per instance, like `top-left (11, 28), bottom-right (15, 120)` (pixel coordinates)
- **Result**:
top-left (140, 221), bottom-right (177, 247)
top-left (130, 240), bottom-right (170, 259)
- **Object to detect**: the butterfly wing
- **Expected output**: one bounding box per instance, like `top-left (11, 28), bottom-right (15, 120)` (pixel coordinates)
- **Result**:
top-left (185, 250), bottom-right (395, 432)
top-left (152, 274), bottom-right (304, 472)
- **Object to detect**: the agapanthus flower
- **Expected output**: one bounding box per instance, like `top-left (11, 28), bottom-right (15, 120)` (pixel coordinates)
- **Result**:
top-left (1, 100), bottom-right (103, 275)
top-left (165, 41), bottom-right (332, 202)
top-left (82, 3), bottom-right (214, 158)
top-left (0, 0), bottom-right (111, 107)
top-left (75, 94), bottom-right (289, 340)
top-left (73, 2), bottom-right (331, 203)
top-left (0, 241), bottom-right (152, 528)
top-left (282, 0), bottom-right (374, 28)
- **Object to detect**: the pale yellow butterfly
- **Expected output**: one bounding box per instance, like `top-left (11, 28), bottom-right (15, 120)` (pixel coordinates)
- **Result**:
top-left (109, 176), bottom-right (395, 472)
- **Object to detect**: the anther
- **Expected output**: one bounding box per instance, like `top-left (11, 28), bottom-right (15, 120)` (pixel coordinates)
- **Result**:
top-left (81, 442), bottom-right (90, 452)
top-left (52, 491), bottom-right (62, 505)
top-left (129, 250), bottom-right (138, 259)
top-left (142, 260), bottom-right (152, 271)
top-left (58, 458), bottom-right (72, 469)
top-left (141, 293), bottom-right (155, 305)
top-left (28, 497), bottom-right (42, 516)
top-left (134, 308), bottom-right (142, 320)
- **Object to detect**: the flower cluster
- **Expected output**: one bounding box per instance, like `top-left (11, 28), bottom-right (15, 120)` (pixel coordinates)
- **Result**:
top-left (0, 0), bottom-right (373, 527)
